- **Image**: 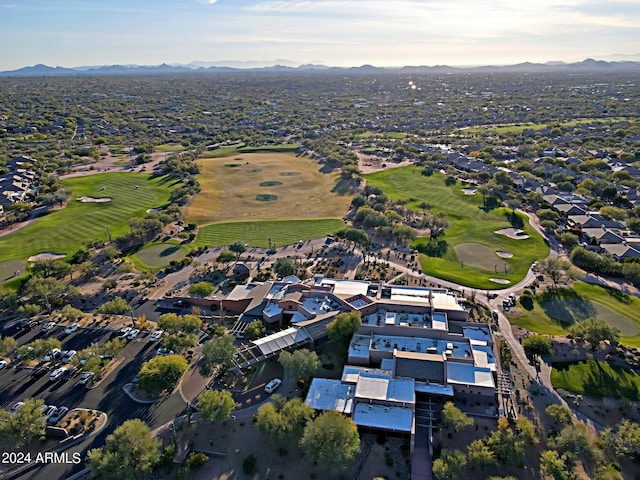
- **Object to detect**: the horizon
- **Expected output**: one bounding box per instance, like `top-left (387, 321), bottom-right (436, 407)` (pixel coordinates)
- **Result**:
top-left (1, 0), bottom-right (639, 71)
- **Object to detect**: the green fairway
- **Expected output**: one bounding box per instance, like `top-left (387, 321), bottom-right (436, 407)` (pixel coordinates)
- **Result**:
top-left (460, 117), bottom-right (633, 135)
top-left (0, 173), bottom-right (177, 262)
top-left (364, 168), bottom-right (549, 289)
top-left (511, 282), bottom-right (640, 345)
top-left (551, 360), bottom-right (640, 399)
top-left (156, 143), bottom-right (186, 152)
top-left (192, 219), bottom-right (344, 248)
top-left (199, 143), bottom-right (299, 158)
top-left (132, 242), bottom-right (187, 271)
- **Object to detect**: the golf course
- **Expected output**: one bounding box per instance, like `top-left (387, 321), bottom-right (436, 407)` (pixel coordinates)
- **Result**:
top-left (0, 172), bottom-right (177, 263)
top-left (186, 152), bottom-right (352, 247)
top-left (364, 167), bottom-right (549, 289)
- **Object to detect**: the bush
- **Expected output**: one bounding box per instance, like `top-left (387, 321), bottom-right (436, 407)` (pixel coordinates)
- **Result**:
top-left (242, 453), bottom-right (257, 474)
top-left (186, 452), bottom-right (208, 469)
top-left (520, 294), bottom-right (534, 311)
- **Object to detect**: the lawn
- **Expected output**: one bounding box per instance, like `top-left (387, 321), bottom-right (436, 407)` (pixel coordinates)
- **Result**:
top-left (199, 144), bottom-right (299, 158)
top-left (461, 117), bottom-right (633, 135)
top-left (510, 282), bottom-right (640, 346)
top-left (364, 168), bottom-right (549, 289)
top-left (131, 242), bottom-right (187, 271)
top-left (187, 152), bottom-right (351, 223)
top-left (156, 143), bottom-right (186, 153)
top-left (192, 218), bottom-right (345, 248)
top-left (551, 360), bottom-right (640, 399)
top-left (0, 173), bottom-right (177, 262)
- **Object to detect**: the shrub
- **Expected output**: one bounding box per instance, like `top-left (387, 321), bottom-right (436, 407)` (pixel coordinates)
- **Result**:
top-left (186, 452), bottom-right (208, 469)
top-left (242, 453), bottom-right (257, 474)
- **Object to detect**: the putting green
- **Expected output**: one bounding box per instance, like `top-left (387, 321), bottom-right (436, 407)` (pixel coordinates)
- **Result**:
top-left (0, 260), bottom-right (27, 283)
top-left (255, 194), bottom-right (278, 202)
top-left (454, 243), bottom-right (505, 271)
top-left (593, 304), bottom-right (638, 336)
top-left (259, 181), bottom-right (283, 187)
top-left (133, 243), bottom-right (186, 269)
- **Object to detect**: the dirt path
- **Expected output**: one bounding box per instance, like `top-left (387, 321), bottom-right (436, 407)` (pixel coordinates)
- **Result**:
top-left (356, 150), bottom-right (413, 174)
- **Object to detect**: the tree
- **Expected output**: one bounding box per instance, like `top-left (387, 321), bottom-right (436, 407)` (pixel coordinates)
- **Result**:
top-left (467, 439), bottom-right (495, 469)
top-left (539, 258), bottom-right (571, 288)
top-left (539, 450), bottom-right (575, 480)
top-left (515, 417), bottom-right (539, 445)
top-left (278, 349), bottom-right (320, 380)
top-left (424, 212), bottom-right (449, 246)
top-left (79, 261), bottom-right (98, 278)
top-left (102, 245), bottom-right (121, 260)
top-left (273, 257), bottom-right (296, 277)
top-left (0, 398), bottom-right (46, 447)
top-left (55, 304), bottom-right (85, 323)
top-left (138, 354), bottom-right (188, 395)
top-left (300, 411), bottom-right (360, 475)
top-left (87, 419), bottom-right (161, 480)
top-left (0, 336), bottom-right (17, 355)
top-left (228, 241), bottom-right (246, 260)
top-left (486, 417), bottom-right (525, 466)
top-left (158, 313), bottom-right (202, 334)
top-left (505, 198), bottom-right (522, 216)
top-left (523, 335), bottom-right (553, 358)
top-left (22, 276), bottom-right (68, 312)
top-left (559, 232), bottom-right (579, 252)
top-left (568, 318), bottom-right (620, 350)
top-left (336, 227), bottom-right (369, 248)
top-left (216, 250), bottom-right (235, 266)
top-left (326, 311), bottom-right (361, 347)
top-left (98, 297), bottom-right (131, 315)
top-left (255, 395), bottom-right (314, 445)
top-left (189, 281), bottom-right (214, 298)
top-left (599, 206), bottom-right (626, 221)
top-left (441, 402), bottom-right (474, 432)
top-left (200, 334), bottom-right (235, 376)
top-left (548, 424), bottom-right (592, 460)
top-left (197, 389), bottom-right (236, 423)
top-left (244, 319), bottom-right (266, 340)
top-left (546, 404), bottom-right (572, 425)
top-left (433, 449), bottom-right (467, 480)
top-left (603, 419), bottom-right (640, 459)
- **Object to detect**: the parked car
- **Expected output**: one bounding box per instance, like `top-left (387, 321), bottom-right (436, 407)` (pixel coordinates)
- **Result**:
top-left (156, 347), bottom-right (174, 356)
top-left (149, 330), bottom-right (163, 342)
top-left (48, 406), bottom-right (69, 424)
top-left (42, 322), bottom-right (57, 332)
top-left (117, 327), bottom-right (131, 339)
top-left (49, 368), bottom-right (65, 382)
top-left (0, 360), bottom-right (7, 369)
top-left (16, 347), bottom-right (34, 360)
top-left (78, 372), bottom-right (94, 385)
top-left (264, 378), bottom-right (282, 394)
top-left (61, 366), bottom-right (78, 381)
top-left (62, 350), bottom-right (77, 364)
top-left (9, 401), bottom-right (24, 416)
top-left (64, 323), bottom-right (79, 334)
top-left (127, 329), bottom-right (140, 340)
top-left (44, 348), bottom-right (62, 362)
top-left (40, 405), bottom-right (57, 421)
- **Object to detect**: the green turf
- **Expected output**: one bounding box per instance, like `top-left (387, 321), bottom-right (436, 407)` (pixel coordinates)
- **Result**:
top-left (156, 143), bottom-right (186, 152)
top-left (364, 168), bottom-right (549, 289)
top-left (0, 260), bottom-right (27, 284)
top-left (551, 360), bottom-right (640, 399)
top-left (132, 242), bottom-right (186, 270)
top-left (510, 282), bottom-right (640, 345)
top-left (192, 219), bottom-right (345, 248)
top-left (461, 117), bottom-right (633, 135)
top-left (0, 173), bottom-right (177, 262)
top-left (238, 144), bottom-right (299, 153)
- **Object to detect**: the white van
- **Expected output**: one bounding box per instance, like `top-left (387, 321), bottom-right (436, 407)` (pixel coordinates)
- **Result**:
top-left (264, 378), bottom-right (282, 394)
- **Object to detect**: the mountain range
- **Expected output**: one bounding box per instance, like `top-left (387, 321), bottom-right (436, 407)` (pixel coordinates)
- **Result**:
top-left (2, 58), bottom-right (640, 76)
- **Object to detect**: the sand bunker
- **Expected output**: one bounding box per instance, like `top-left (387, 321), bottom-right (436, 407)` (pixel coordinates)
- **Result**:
top-left (495, 228), bottom-right (530, 240)
top-left (78, 196), bottom-right (112, 203)
top-left (146, 207), bottom-right (162, 213)
top-left (28, 253), bottom-right (66, 262)
top-left (489, 278), bottom-right (511, 284)
top-left (462, 188), bottom-right (477, 195)
top-left (496, 251), bottom-right (514, 258)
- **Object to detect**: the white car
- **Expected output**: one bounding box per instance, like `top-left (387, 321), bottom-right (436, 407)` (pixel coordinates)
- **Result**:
top-left (48, 406), bottom-right (69, 424)
top-left (127, 329), bottom-right (140, 340)
top-left (9, 401), bottom-right (24, 416)
top-left (49, 368), bottom-right (65, 382)
top-left (0, 360), bottom-right (8, 369)
top-left (264, 378), bottom-right (282, 394)
top-left (78, 372), bottom-right (95, 386)
top-left (44, 348), bottom-right (62, 362)
top-left (64, 323), bottom-right (79, 334)
top-left (117, 327), bottom-right (131, 339)
top-left (156, 347), bottom-right (174, 356)
top-left (149, 330), bottom-right (163, 342)
top-left (42, 322), bottom-right (57, 332)
top-left (62, 350), bottom-right (77, 364)
top-left (40, 405), bottom-right (57, 421)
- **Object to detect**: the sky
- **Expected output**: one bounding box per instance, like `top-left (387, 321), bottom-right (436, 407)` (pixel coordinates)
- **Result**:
top-left (1, 0), bottom-right (639, 70)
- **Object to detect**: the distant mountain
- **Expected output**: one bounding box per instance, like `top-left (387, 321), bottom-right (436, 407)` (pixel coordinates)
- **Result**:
top-left (2, 58), bottom-right (639, 76)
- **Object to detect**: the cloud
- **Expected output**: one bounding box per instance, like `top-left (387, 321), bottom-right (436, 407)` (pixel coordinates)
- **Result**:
top-left (208, 0), bottom-right (217, 3)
